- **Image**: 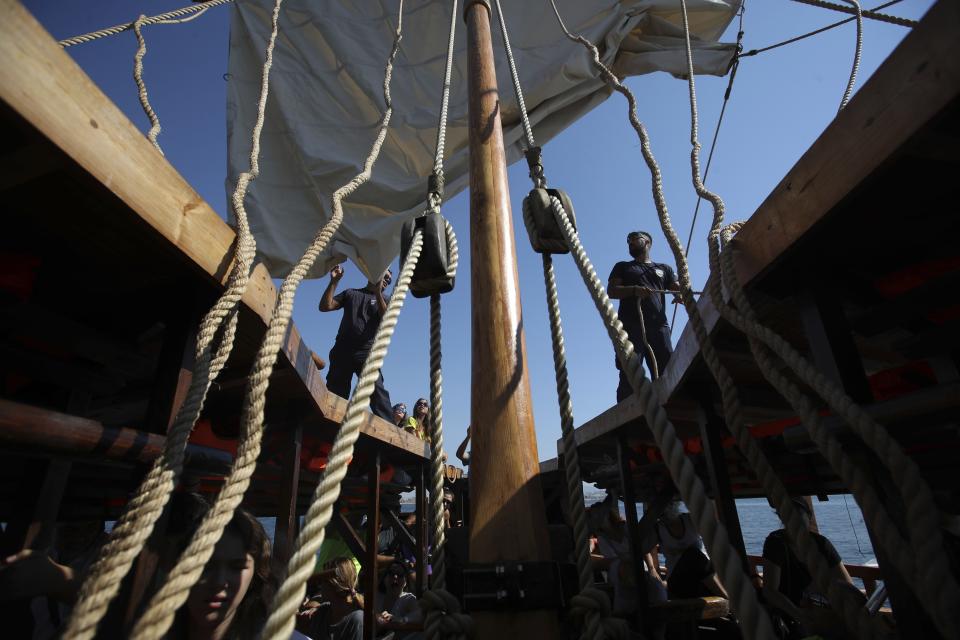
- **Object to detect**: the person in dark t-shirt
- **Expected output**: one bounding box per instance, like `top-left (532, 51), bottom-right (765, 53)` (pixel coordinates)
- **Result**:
top-left (607, 231), bottom-right (679, 400)
top-left (319, 264), bottom-right (394, 421)
top-left (762, 497), bottom-right (854, 636)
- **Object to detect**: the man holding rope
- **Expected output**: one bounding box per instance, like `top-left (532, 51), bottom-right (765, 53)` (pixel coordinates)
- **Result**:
top-left (607, 231), bottom-right (679, 397)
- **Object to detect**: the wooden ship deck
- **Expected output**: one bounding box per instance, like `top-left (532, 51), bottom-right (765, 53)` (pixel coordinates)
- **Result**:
top-left (540, 0), bottom-right (960, 632)
top-left (0, 2), bottom-right (433, 633)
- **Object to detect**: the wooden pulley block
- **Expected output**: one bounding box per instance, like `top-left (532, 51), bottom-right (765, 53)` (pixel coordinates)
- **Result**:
top-left (522, 187), bottom-right (577, 255)
top-left (401, 210), bottom-right (455, 298)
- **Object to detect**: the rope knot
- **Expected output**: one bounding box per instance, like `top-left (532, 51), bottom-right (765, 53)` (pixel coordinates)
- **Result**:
top-left (420, 588), bottom-right (474, 639)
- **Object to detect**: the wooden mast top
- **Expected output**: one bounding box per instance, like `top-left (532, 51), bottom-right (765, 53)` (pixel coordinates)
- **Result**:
top-left (464, 1), bottom-right (561, 637)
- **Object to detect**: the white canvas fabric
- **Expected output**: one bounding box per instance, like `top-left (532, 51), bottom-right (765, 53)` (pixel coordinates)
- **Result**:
top-left (226, 0), bottom-right (740, 280)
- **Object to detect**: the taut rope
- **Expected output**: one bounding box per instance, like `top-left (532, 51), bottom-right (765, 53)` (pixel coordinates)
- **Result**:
top-left (58, 0), bottom-right (234, 48)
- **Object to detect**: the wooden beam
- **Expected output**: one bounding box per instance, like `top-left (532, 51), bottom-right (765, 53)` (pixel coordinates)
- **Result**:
top-left (331, 507), bottom-right (366, 560)
top-left (273, 423), bottom-right (303, 566)
top-left (145, 302), bottom-right (199, 434)
top-left (695, 403), bottom-right (747, 563)
top-left (414, 464), bottom-right (427, 597)
top-left (363, 451), bottom-right (381, 640)
top-left (0, 0), bottom-right (429, 462)
top-left (465, 2), bottom-right (558, 636)
top-left (617, 434), bottom-right (649, 626)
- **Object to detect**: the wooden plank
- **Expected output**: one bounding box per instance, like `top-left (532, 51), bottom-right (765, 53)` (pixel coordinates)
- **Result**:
top-left (658, 0), bottom-right (960, 403)
top-left (0, 1), bottom-right (429, 461)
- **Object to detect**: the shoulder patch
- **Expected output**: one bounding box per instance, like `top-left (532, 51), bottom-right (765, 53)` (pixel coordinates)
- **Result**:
top-left (654, 268), bottom-right (664, 279)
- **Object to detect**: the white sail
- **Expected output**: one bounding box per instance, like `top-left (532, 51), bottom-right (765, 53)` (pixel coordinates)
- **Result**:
top-left (226, 0), bottom-right (741, 280)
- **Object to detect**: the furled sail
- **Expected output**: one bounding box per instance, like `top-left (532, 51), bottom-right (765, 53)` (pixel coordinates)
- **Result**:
top-left (226, 0), bottom-right (741, 280)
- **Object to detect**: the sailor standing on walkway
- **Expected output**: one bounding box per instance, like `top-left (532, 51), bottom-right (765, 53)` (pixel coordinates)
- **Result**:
top-left (320, 264), bottom-right (394, 421)
top-left (607, 231), bottom-right (679, 399)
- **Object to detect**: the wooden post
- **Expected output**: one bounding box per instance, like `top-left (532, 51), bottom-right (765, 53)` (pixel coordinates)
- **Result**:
top-left (465, 2), bottom-right (559, 637)
top-left (695, 401), bottom-right (748, 561)
top-left (273, 423), bottom-right (303, 565)
top-left (145, 302), bottom-right (198, 434)
top-left (415, 463), bottom-right (428, 596)
top-left (617, 434), bottom-right (649, 621)
top-left (363, 452), bottom-right (381, 640)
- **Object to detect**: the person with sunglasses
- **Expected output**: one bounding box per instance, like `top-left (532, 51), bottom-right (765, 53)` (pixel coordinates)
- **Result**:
top-left (374, 560), bottom-right (421, 638)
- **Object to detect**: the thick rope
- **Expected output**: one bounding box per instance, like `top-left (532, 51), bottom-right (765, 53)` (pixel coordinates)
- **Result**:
top-left (130, 5), bottom-right (405, 639)
top-left (58, 0), bottom-right (235, 48)
top-left (429, 0), bottom-right (459, 202)
top-left (132, 16), bottom-right (163, 154)
top-left (61, 1), bottom-right (279, 636)
top-left (263, 230), bottom-right (422, 640)
top-left (836, 0), bottom-right (863, 112)
top-left (547, 196), bottom-right (774, 640)
top-left (424, 220), bottom-right (471, 640)
top-left (790, 0), bottom-right (917, 27)
top-left (675, 2), bottom-right (951, 636)
top-left (540, 253), bottom-right (618, 640)
top-left (492, 0), bottom-right (536, 148)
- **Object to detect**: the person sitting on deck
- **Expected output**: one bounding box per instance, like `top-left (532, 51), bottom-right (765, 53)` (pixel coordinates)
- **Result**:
top-left (762, 497), bottom-right (856, 639)
top-left (588, 499), bottom-right (667, 616)
top-left (656, 501), bottom-right (728, 600)
top-left (319, 264), bottom-right (394, 421)
top-left (374, 560), bottom-right (422, 639)
top-left (298, 556), bottom-right (364, 640)
top-left (607, 231), bottom-right (679, 398)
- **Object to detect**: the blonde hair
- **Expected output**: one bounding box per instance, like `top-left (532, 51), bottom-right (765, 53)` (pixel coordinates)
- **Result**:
top-left (322, 557), bottom-right (363, 610)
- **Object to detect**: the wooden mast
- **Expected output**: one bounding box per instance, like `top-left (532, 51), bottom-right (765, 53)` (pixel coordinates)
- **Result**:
top-left (465, 1), bottom-right (561, 637)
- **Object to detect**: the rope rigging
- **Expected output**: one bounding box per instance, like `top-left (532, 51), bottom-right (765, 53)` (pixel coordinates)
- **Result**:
top-left (62, 1), bottom-right (279, 636)
top-left (58, 0), bottom-right (234, 48)
top-left (539, 2), bottom-right (775, 638)
top-left (740, 0), bottom-right (909, 58)
top-left (676, 0), bottom-right (959, 636)
top-left (413, 3), bottom-right (471, 639)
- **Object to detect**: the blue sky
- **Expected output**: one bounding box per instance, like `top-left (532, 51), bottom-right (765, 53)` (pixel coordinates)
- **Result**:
top-left (26, 0), bottom-right (934, 465)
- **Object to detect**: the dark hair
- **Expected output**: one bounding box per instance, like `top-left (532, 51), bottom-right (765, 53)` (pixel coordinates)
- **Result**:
top-left (164, 494), bottom-right (275, 640)
top-left (378, 560), bottom-right (408, 593)
top-left (627, 231), bottom-right (652, 244)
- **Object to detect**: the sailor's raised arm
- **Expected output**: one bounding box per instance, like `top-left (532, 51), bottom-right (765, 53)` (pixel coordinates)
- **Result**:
top-left (319, 265), bottom-right (344, 312)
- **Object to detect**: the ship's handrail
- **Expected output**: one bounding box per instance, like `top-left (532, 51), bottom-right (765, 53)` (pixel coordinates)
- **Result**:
top-left (747, 554), bottom-right (882, 597)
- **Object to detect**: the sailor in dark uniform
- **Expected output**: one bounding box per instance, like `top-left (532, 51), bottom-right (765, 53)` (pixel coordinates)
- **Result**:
top-left (319, 264), bottom-right (394, 420)
top-left (607, 231), bottom-right (679, 400)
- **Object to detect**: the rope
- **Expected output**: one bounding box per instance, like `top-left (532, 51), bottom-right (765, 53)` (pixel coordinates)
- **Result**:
top-left (790, 0), bottom-right (918, 27)
top-left (671, 4), bottom-right (744, 332)
top-left (61, 0), bottom-right (277, 635)
top-left (132, 16), bottom-right (163, 154)
top-left (741, 0), bottom-right (906, 58)
top-left (676, 2), bottom-right (957, 636)
top-left (128, 4), bottom-right (405, 638)
top-left (429, 0), bottom-right (459, 203)
top-left (492, 0), bottom-right (536, 149)
top-left (264, 229), bottom-right (421, 640)
top-left (836, 0), bottom-right (862, 112)
top-left (58, 0), bottom-right (235, 48)
top-left (424, 220), bottom-right (470, 640)
top-left (546, 195), bottom-right (775, 640)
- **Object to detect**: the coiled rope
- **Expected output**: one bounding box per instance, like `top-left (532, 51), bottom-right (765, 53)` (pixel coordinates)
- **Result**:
top-left (128, 4), bottom-right (406, 639)
top-left (61, 1), bottom-right (278, 637)
top-left (495, 1), bottom-right (625, 636)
